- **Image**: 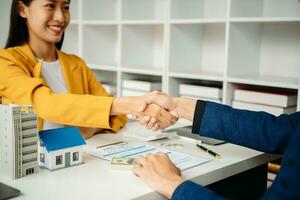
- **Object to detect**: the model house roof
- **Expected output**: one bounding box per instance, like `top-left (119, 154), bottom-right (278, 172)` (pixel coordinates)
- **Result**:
top-left (39, 127), bottom-right (86, 152)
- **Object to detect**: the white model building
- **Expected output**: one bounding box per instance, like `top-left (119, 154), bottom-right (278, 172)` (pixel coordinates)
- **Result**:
top-left (38, 127), bottom-right (86, 170)
top-left (0, 104), bottom-right (39, 179)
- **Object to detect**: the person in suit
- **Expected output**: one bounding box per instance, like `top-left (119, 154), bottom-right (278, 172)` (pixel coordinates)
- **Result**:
top-left (133, 93), bottom-right (300, 200)
top-left (0, 0), bottom-right (177, 138)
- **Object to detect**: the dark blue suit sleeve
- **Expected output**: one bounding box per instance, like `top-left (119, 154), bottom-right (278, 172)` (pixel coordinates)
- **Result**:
top-left (192, 101), bottom-right (300, 154)
top-left (171, 101), bottom-right (300, 200)
top-left (172, 181), bottom-right (225, 200)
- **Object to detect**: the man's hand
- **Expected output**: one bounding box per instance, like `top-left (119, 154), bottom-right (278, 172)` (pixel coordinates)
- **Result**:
top-left (133, 152), bottom-right (185, 199)
top-left (139, 91), bottom-right (179, 117)
top-left (135, 91), bottom-right (180, 130)
top-left (140, 104), bottom-right (178, 130)
top-left (137, 91), bottom-right (197, 129)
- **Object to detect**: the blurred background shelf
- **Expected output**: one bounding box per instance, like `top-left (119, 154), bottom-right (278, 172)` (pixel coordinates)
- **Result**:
top-left (82, 0), bottom-right (119, 21)
top-left (226, 75), bottom-right (299, 90)
top-left (0, 0), bottom-right (299, 113)
top-left (122, 0), bottom-right (166, 21)
top-left (82, 25), bottom-right (118, 67)
top-left (171, 0), bottom-right (228, 20)
top-left (230, 0), bottom-right (300, 18)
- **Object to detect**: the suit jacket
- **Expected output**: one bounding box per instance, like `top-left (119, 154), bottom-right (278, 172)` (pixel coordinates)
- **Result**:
top-left (0, 44), bottom-right (127, 131)
top-left (172, 101), bottom-right (300, 200)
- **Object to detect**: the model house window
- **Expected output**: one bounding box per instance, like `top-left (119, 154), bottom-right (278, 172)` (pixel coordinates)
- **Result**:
top-left (40, 140), bottom-right (44, 147)
top-left (73, 152), bottom-right (79, 161)
top-left (26, 168), bottom-right (34, 175)
top-left (40, 153), bottom-right (45, 163)
top-left (56, 155), bottom-right (62, 165)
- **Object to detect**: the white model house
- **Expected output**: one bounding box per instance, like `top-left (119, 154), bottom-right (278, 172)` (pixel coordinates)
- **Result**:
top-left (0, 104), bottom-right (38, 179)
top-left (38, 127), bottom-right (86, 170)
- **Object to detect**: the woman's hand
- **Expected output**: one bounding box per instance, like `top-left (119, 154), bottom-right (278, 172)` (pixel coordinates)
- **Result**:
top-left (131, 91), bottom-right (180, 130)
top-left (140, 103), bottom-right (177, 130)
top-left (111, 95), bottom-right (178, 130)
top-left (133, 152), bottom-right (185, 199)
top-left (139, 91), bottom-right (179, 117)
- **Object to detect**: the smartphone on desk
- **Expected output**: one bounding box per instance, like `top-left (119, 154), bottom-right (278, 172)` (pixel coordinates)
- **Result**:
top-left (0, 182), bottom-right (20, 200)
top-left (164, 126), bottom-right (226, 146)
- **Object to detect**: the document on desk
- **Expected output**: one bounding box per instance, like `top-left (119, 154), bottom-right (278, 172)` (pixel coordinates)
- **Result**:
top-left (86, 142), bottom-right (212, 171)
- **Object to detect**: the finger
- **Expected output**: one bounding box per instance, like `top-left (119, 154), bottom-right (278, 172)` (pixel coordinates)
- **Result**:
top-left (164, 112), bottom-right (178, 124)
top-left (142, 104), bottom-right (160, 118)
top-left (152, 117), bottom-right (168, 130)
top-left (138, 102), bottom-right (148, 112)
top-left (139, 92), bottom-right (159, 112)
top-left (146, 117), bottom-right (157, 129)
top-left (140, 116), bottom-right (151, 125)
top-left (160, 109), bottom-right (178, 124)
top-left (132, 114), bottom-right (139, 120)
top-left (136, 156), bottom-right (147, 166)
top-left (132, 165), bottom-right (142, 177)
top-left (142, 104), bottom-right (175, 129)
top-left (160, 119), bottom-right (174, 130)
top-left (156, 116), bottom-right (172, 130)
top-left (150, 90), bottom-right (160, 95)
top-left (146, 153), bottom-right (159, 163)
top-left (156, 151), bottom-right (168, 158)
top-left (142, 115), bottom-right (151, 123)
top-left (151, 122), bottom-right (159, 131)
top-left (142, 91), bottom-right (164, 109)
top-left (170, 110), bottom-right (179, 119)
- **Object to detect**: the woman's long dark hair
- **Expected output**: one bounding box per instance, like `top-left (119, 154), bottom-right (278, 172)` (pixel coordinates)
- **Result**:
top-left (5, 0), bottom-right (65, 49)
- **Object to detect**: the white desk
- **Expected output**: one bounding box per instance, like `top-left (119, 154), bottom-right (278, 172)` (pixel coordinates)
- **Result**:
top-left (0, 121), bottom-right (278, 200)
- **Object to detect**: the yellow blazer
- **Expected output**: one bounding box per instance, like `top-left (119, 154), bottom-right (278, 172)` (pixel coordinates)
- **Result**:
top-left (0, 44), bottom-right (127, 131)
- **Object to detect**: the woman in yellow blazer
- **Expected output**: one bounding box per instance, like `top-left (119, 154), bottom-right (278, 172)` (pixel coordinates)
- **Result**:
top-left (0, 0), bottom-right (176, 138)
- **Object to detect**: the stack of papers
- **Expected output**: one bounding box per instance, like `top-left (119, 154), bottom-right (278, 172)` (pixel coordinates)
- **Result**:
top-left (122, 79), bottom-right (162, 96)
top-left (233, 89), bottom-right (297, 116)
top-left (179, 83), bottom-right (223, 103)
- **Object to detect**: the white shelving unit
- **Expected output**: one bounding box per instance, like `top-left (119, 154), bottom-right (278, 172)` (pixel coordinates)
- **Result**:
top-left (82, 24), bottom-right (118, 68)
top-left (63, 23), bottom-right (79, 55)
top-left (122, 24), bottom-right (165, 71)
top-left (171, 0), bottom-right (228, 20)
top-left (122, 0), bottom-right (166, 21)
top-left (1, 0), bottom-right (300, 111)
top-left (82, 0), bottom-right (118, 21)
top-left (169, 23), bottom-right (226, 78)
top-left (227, 22), bottom-right (300, 88)
top-left (230, 0), bottom-right (300, 18)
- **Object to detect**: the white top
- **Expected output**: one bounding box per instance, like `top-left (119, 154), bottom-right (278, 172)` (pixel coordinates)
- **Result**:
top-left (41, 59), bottom-right (67, 130)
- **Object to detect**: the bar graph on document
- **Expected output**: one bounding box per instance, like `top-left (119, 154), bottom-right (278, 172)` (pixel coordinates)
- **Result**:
top-left (86, 142), bottom-right (212, 171)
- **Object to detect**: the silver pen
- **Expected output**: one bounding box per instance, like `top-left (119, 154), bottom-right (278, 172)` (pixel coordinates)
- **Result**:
top-left (96, 141), bottom-right (127, 149)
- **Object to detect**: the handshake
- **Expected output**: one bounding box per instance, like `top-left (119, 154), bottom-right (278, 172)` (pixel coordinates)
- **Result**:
top-left (117, 91), bottom-right (197, 131)
top-left (81, 91), bottom-right (196, 139)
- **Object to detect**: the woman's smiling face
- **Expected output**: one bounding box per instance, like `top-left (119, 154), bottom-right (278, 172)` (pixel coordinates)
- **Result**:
top-left (19, 0), bottom-right (71, 46)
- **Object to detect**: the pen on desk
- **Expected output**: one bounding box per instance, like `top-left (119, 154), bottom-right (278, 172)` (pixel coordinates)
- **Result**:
top-left (196, 144), bottom-right (221, 159)
top-left (97, 141), bottom-right (126, 149)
